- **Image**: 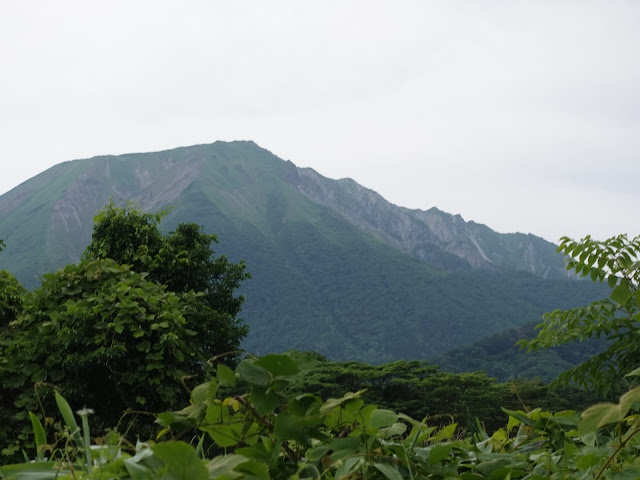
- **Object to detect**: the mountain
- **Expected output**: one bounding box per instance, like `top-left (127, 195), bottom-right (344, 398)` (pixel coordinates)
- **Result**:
top-left (431, 320), bottom-right (606, 382)
top-left (0, 141), bottom-right (604, 363)
top-left (295, 169), bottom-right (570, 279)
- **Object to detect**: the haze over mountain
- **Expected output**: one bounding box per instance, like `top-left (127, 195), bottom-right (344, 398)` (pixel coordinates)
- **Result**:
top-left (0, 141), bottom-right (603, 362)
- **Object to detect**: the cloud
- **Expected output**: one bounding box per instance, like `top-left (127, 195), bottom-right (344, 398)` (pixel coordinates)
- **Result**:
top-left (0, 1), bottom-right (639, 242)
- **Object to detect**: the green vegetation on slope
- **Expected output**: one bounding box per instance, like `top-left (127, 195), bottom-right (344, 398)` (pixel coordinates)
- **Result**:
top-left (0, 160), bottom-right (90, 282)
top-left (0, 141), bottom-right (605, 364)
top-left (2, 231), bottom-right (639, 478)
top-left (291, 357), bottom-right (597, 433)
top-left (432, 320), bottom-right (606, 382)
top-left (3, 351), bottom-right (640, 479)
top-left (0, 205), bottom-right (249, 458)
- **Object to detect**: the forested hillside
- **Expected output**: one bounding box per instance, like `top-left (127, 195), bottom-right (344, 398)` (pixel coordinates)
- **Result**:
top-left (432, 320), bottom-right (606, 381)
top-left (2, 199), bottom-right (640, 479)
top-left (0, 141), bottom-right (604, 362)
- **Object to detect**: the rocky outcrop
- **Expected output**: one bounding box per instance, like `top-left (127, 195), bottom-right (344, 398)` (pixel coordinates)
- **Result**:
top-left (0, 141), bottom-right (571, 283)
top-left (292, 167), bottom-right (570, 279)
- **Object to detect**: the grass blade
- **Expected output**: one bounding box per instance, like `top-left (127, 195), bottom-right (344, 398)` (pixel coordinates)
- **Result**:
top-left (28, 412), bottom-right (48, 461)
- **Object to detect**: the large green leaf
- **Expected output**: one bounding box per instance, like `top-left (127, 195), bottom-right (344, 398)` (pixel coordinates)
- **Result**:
top-left (501, 408), bottom-right (532, 427)
top-left (236, 360), bottom-right (271, 386)
top-left (429, 444), bottom-right (453, 464)
top-left (611, 282), bottom-right (634, 305)
top-left (0, 462), bottom-right (73, 480)
top-left (28, 413), bottom-right (47, 461)
top-left (575, 453), bottom-right (602, 470)
top-left (579, 403), bottom-right (623, 436)
top-left (217, 363), bottom-right (237, 388)
top-left (334, 457), bottom-right (362, 479)
top-left (206, 454), bottom-right (249, 478)
top-left (151, 441), bottom-right (208, 480)
top-left (251, 386), bottom-right (280, 416)
top-left (618, 385), bottom-right (640, 414)
top-left (123, 459), bottom-right (156, 480)
top-left (289, 393), bottom-right (322, 418)
top-left (305, 446), bottom-right (329, 462)
top-left (370, 409), bottom-right (398, 428)
top-left (233, 459), bottom-right (270, 480)
top-left (274, 413), bottom-right (306, 444)
top-left (54, 391), bottom-right (83, 448)
top-left (373, 462), bottom-right (404, 480)
top-left (254, 354), bottom-right (299, 377)
top-left (625, 366), bottom-right (640, 378)
top-left (206, 425), bottom-right (244, 448)
top-left (285, 351), bottom-right (319, 376)
top-left (429, 423), bottom-right (457, 442)
top-left (328, 437), bottom-right (361, 461)
top-left (191, 380), bottom-right (217, 406)
top-left (320, 390), bottom-right (365, 414)
top-left (579, 386), bottom-right (640, 436)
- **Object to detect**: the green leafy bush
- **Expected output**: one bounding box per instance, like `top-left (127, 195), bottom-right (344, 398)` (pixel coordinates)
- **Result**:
top-left (292, 358), bottom-right (598, 434)
top-left (0, 259), bottom-right (201, 455)
top-left (4, 352), bottom-right (640, 480)
top-left (0, 204), bottom-right (250, 460)
top-left (84, 202), bottom-right (250, 360)
top-left (0, 270), bottom-right (24, 331)
top-left (521, 234), bottom-right (640, 395)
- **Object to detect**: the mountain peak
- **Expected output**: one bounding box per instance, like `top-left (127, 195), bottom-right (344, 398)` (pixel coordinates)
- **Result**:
top-left (0, 140), bottom-right (570, 280)
top-left (292, 166), bottom-right (569, 278)
top-left (0, 140), bottom-right (594, 363)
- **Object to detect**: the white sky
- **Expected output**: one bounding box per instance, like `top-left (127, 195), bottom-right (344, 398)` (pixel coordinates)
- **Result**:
top-left (1, 1), bottom-right (639, 243)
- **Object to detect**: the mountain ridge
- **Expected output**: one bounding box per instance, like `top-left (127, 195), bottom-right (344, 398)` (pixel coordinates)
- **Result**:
top-left (0, 140), bottom-right (600, 363)
top-left (292, 167), bottom-right (568, 278)
top-left (1, 141), bottom-right (568, 280)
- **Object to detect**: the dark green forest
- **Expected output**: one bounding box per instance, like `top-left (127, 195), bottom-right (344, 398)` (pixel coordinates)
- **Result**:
top-left (432, 319), bottom-right (607, 382)
top-left (0, 141), bottom-right (606, 364)
top-left (2, 204), bottom-right (640, 478)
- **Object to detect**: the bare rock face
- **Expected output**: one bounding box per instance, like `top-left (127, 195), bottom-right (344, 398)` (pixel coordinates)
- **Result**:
top-left (0, 141), bottom-right (594, 363)
top-left (293, 167), bottom-right (570, 279)
top-left (0, 140), bottom-right (570, 283)
top-left (43, 155), bottom-right (204, 268)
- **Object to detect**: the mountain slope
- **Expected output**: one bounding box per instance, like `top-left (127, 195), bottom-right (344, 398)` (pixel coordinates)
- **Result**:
top-left (0, 141), bottom-right (602, 362)
top-left (431, 320), bottom-right (607, 382)
top-left (292, 168), bottom-right (570, 278)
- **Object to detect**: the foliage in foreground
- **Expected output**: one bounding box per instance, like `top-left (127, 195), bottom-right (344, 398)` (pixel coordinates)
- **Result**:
top-left (520, 234), bottom-right (640, 395)
top-left (293, 359), bottom-right (597, 433)
top-left (0, 203), bottom-right (250, 459)
top-left (3, 352), bottom-right (640, 479)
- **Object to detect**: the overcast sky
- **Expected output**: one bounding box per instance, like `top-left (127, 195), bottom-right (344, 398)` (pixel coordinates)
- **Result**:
top-left (1, 1), bottom-right (638, 243)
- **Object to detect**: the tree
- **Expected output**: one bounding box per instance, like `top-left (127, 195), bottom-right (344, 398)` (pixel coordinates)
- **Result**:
top-left (291, 358), bottom-right (593, 433)
top-left (83, 202), bottom-right (250, 360)
top-left (4, 353), bottom-right (640, 479)
top-left (520, 234), bottom-right (640, 395)
top-left (0, 204), bottom-right (250, 459)
top-left (0, 239), bottom-right (25, 330)
top-left (1, 261), bottom-right (197, 436)
top-left (0, 240), bottom-right (27, 458)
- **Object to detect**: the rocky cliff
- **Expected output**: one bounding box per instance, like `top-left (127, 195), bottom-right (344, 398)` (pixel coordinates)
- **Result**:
top-left (292, 167), bottom-right (570, 279)
top-left (0, 141), bottom-right (596, 362)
